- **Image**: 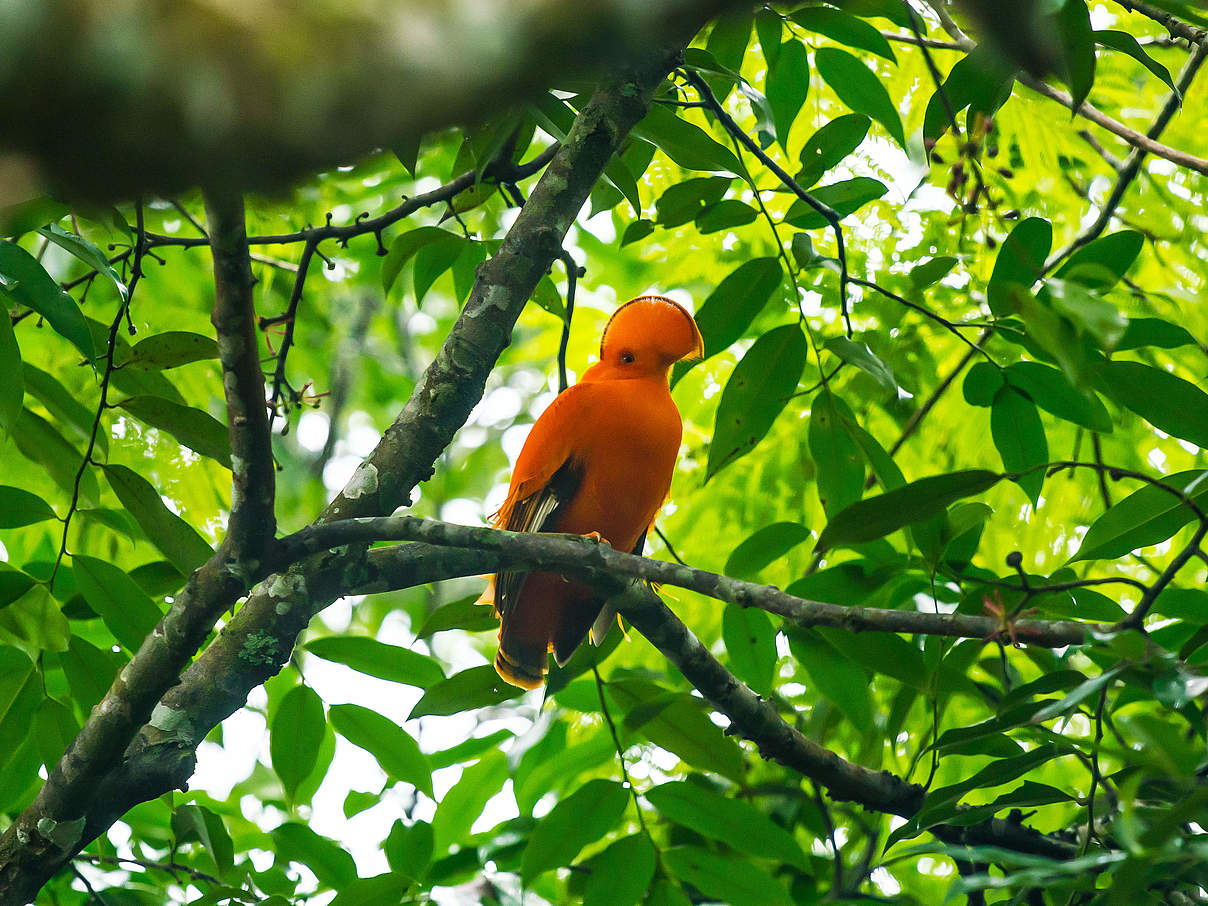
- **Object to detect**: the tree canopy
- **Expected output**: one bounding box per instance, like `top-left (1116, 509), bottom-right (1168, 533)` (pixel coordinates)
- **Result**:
top-left (2, 1), bottom-right (1208, 904)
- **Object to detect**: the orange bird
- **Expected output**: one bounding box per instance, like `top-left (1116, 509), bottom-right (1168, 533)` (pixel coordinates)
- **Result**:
top-left (483, 295), bottom-right (703, 689)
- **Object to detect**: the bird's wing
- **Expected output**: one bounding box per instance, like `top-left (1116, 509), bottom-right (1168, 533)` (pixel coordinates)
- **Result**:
top-left (490, 384), bottom-right (595, 620)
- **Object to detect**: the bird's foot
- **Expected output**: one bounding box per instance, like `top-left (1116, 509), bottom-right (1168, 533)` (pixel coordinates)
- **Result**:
top-left (581, 531), bottom-right (612, 546)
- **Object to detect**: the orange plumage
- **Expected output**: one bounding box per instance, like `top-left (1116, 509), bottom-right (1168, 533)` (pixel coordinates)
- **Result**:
top-left (484, 295), bottom-right (703, 689)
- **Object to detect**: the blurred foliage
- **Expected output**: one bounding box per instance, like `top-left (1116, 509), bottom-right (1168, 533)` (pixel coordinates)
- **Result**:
top-left (3, 1), bottom-right (1208, 904)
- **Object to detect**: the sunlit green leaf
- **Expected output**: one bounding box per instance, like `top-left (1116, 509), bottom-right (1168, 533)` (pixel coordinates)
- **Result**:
top-left (814, 47), bottom-right (905, 147)
top-left (329, 703), bottom-right (432, 796)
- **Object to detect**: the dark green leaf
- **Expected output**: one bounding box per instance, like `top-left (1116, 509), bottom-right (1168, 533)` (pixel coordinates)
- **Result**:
top-left (408, 664), bottom-right (524, 719)
top-left (817, 470), bottom-right (1002, 552)
top-left (814, 47), bottom-right (905, 147)
top-left (820, 626), bottom-right (928, 690)
top-left (1031, 665), bottom-right (1126, 723)
top-left (787, 627), bottom-right (871, 726)
top-left (707, 324), bottom-right (806, 480)
top-left (329, 873), bottom-right (415, 906)
top-left (382, 227), bottom-right (461, 294)
top-left (632, 105), bottom-right (742, 173)
top-left (72, 555), bottom-right (163, 652)
top-left (1072, 470), bottom-right (1208, 562)
top-left (765, 40), bottom-right (810, 147)
top-left (385, 819), bottom-right (434, 881)
top-left (656, 177), bottom-right (731, 228)
top-left (990, 386), bottom-right (1048, 506)
top-left (676, 258), bottom-right (782, 383)
top-left (1101, 360), bottom-right (1208, 448)
top-left (663, 846), bottom-right (792, 906)
top-left (706, 11), bottom-right (752, 73)
top-left (695, 199), bottom-right (758, 234)
top-left (103, 465), bottom-right (214, 574)
top-left (0, 311), bottom-right (21, 434)
top-left (1117, 317), bottom-right (1199, 351)
top-left (414, 233), bottom-right (466, 305)
top-left (37, 224), bottom-right (128, 300)
top-left (520, 779), bottom-right (629, 882)
top-left (329, 703), bottom-right (432, 796)
top-left (1055, 231), bottom-right (1143, 291)
top-left (723, 605), bottom-right (777, 696)
top-left (909, 256), bottom-right (958, 289)
top-left (795, 114), bottom-right (870, 188)
top-left (271, 822), bottom-right (357, 888)
top-left (648, 781), bottom-right (808, 870)
top-left (0, 240), bottom-right (94, 361)
top-left (620, 219), bottom-right (655, 246)
top-left (23, 364), bottom-right (107, 457)
top-left (583, 834), bottom-right (657, 906)
top-left (988, 217), bottom-right (1051, 317)
top-left (1044, 279), bottom-right (1127, 351)
top-left (1005, 361), bottom-right (1112, 432)
top-left (923, 45), bottom-right (1014, 142)
top-left (0, 564), bottom-right (37, 610)
top-left (174, 805), bottom-right (234, 878)
top-left (1095, 30), bottom-right (1176, 92)
top-left (271, 684), bottom-right (326, 803)
top-left (116, 395), bottom-right (231, 469)
top-left (791, 6), bottom-right (896, 61)
top-left (755, 9), bottom-right (782, 65)
top-left (1, 587), bottom-right (70, 655)
top-left (125, 331), bottom-right (219, 370)
top-left (809, 389), bottom-right (864, 515)
top-left (785, 176), bottom-right (887, 229)
top-left (0, 486), bottom-right (56, 528)
top-left (725, 521), bottom-right (812, 580)
top-left (306, 636), bottom-right (445, 688)
top-left (1056, 0), bottom-right (1096, 111)
top-left (14, 409), bottom-right (99, 506)
top-left (416, 594), bottom-right (497, 636)
top-left (962, 361), bottom-right (1004, 406)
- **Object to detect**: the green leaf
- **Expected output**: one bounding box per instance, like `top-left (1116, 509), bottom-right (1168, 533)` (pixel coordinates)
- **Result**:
top-left (23, 363), bottom-right (107, 458)
top-left (116, 395), bottom-right (232, 469)
top-left (809, 390), bottom-right (864, 515)
top-left (817, 470), bottom-right (1002, 552)
top-left (36, 224), bottom-right (128, 300)
top-left (0, 585), bottom-right (70, 653)
top-left (0, 564), bottom-right (37, 610)
top-left (0, 647), bottom-right (35, 724)
top-left (1005, 361), bottom-right (1112, 432)
top-left (0, 486), bottom-right (56, 528)
top-left (583, 834), bottom-right (657, 906)
top-left (521, 779), bottom-right (629, 882)
top-left (663, 846), bottom-right (792, 906)
top-left (1056, 0), bottom-right (1096, 111)
top-left (306, 636), bottom-right (445, 688)
top-left (991, 386), bottom-right (1048, 507)
top-left (988, 217), bottom-right (1051, 317)
top-left (102, 465), bottom-right (214, 574)
top-left (408, 664), bottom-right (524, 719)
top-left (656, 176), bottom-right (731, 228)
top-left (385, 819), bottom-right (434, 881)
top-left (631, 105), bottom-right (743, 173)
top-left (725, 521), bottom-right (812, 580)
top-left (820, 626), bottom-right (928, 690)
top-left (791, 6), bottom-right (896, 61)
top-left (722, 605), bottom-right (777, 696)
top-left (962, 361), bottom-right (1004, 406)
top-left (922, 45), bottom-right (1013, 141)
top-left (414, 233), bottom-right (466, 305)
top-left (707, 324), bottom-right (806, 480)
top-left (765, 40), bottom-right (810, 148)
top-left (909, 256), bottom-right (958, 289)
top-left (173, 804), bottom-right (234, 879)
top-left (787, 627), bottom-right (871, 726)
top-left (814, 47), bottom-right (905, 147)
top-left (695, 199), bottom-right (758, 234)
top-left (329, 873), bottom-right (415, 906)
top-left (824, 336), bottom-right (899, 392)
top-left (647, 781), bottom-right (808, 871)
top-left (271, 684), bottom-right (326, 803)
top-left (72, 555), bottom-right (163, 652)
top-left (14, 409), bottom-right (98, 507)
top-left (1031, 665), bottom-right (1126, 723)
top-left (328, 703), bottom-right (433, 796)
top-left (1044, 279), bottom-right (1127, 351)
top-left (382, 227), bottom-right (461, 294)
top-left (1095, 30), bottom-right (1176, 92)
top-left (428, 729), bottom-right (514, 771)
top-left (0, 310), bottom-right (21, 434)
top-left (271, 822), bottom-right (357, 888)
top-left (674, 257), bottom-right (782, 383)
top-left (1055, 231), bottom-right (1143, 291)
top-left (620, 219), bottom-right (655, 247)
top-left (609, 680), bottom-right (745, 782)
top-left (1101, 360), bottom-right (1208, 449)
top-left (784, 176), bottom-right (887, 229)
top-left (795, 114), bottom-right (870, 188)
top-left (1072, 470), bottom-right (1208, 562)
top-left (416, 594), bottom-right (497, 636)
top-left (124, 331), bottom-right (219, 370)
top-left (0, 240), bottom-right (95, 361)
top-left (432, 749), bottom-right (508, 852)
top-left (1117, 317), bottom-right (1199, 351)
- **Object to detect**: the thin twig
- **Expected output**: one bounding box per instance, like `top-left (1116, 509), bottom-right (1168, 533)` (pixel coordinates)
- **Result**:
top-left (556, 249), bottom-right (581, 394)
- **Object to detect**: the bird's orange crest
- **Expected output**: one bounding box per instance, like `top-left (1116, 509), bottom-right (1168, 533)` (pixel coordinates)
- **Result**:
top-left (599, 295), bottom-right (704, 367)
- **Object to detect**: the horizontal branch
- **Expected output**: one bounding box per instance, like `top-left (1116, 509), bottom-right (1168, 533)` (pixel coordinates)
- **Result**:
top-left (277, 516), bottom-right (1102, 648)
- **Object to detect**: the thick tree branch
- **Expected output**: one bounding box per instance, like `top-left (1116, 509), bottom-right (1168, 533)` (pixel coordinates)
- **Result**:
top-left (0, 0), bottom-right (745, 201)
top-left (204, 188), bottom-right (278, 567)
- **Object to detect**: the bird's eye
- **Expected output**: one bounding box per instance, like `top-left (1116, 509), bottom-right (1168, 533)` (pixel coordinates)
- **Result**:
top-left (621, 351), bottom-right (635, 364)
